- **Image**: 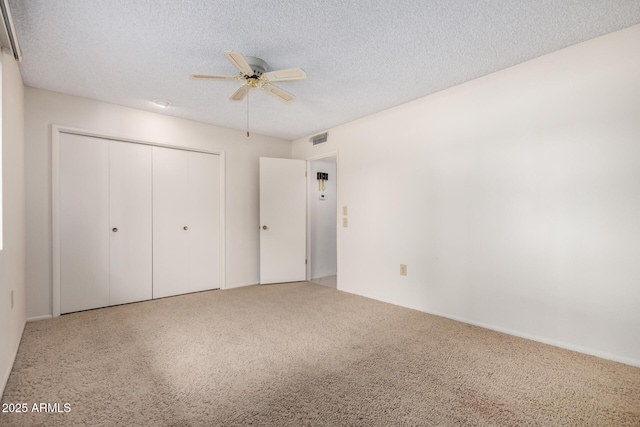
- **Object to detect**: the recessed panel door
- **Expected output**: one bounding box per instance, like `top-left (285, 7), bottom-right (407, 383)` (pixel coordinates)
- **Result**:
top-left (109, 141), bottom-right (153, 305)
top-left (59, 133), bottom-right (110, 313)
top-left (259, 157), bottom-right (307, 284)
top-left (187, 151), bottom-right (221, 292)
top-left (153, 146), bottom-right (189, 298)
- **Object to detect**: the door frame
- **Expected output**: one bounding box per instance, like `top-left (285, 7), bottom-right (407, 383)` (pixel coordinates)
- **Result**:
top-left (304, 151), bottom-right (339, 287)
top-left (51, 125), bottom-right (226, 317)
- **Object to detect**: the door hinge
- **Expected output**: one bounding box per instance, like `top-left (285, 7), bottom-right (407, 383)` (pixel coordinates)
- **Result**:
top-left (305, 259), bottom-right (307, 264)
top-left (305, 171), bottom-right (307, 177)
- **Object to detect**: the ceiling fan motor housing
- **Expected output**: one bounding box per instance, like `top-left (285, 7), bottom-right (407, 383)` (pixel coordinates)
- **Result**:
top-left (244, 56), bottom-right (268, 77)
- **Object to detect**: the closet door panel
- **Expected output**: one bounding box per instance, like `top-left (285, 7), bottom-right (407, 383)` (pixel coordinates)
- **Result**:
top-left (59, 134), bottom-right (110, 314)
top-left (188, 152), bottom-right (221, 292)
top-left (153, 146), bottom-right (189, 298)
top-left (109, 141), bottom-right (153, 305)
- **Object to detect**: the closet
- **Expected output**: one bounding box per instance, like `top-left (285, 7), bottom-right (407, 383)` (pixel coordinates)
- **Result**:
top-left (58, 133), bottom-right (220, 314)
top-left (152, 146), bottom-right (220, 298)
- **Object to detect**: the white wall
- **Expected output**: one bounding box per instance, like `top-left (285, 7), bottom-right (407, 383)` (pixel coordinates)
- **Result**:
top-left (25, 88), bottom-right (291, 318)
top-left (0, 52), bottom-right (26, 396)
top-left (292, 24), bottom-right (640, 366)
top-left (310, 158), bottom-right (337, 279)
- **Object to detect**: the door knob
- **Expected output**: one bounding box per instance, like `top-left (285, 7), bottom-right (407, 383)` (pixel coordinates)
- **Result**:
top-left (183, 226), bottom-right (189, 231)
top-left (112, 227), bottom-right (118, 232)
top-left (262, 225), bottom-right (268, 230)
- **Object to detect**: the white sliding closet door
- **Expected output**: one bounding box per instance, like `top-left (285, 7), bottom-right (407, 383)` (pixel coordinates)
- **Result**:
top-left (188, 151), bottom-right (221, 292)
top-left (60, 134), bottom-right (110, 314)
top-left (109, 141), bottom-right (153, 305)
top-left (153, 146), bottom-right (190, 298)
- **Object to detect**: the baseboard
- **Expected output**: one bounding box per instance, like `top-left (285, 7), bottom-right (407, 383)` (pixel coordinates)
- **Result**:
top-left (223, 282), bottom-right (258, 290)
top-left (1, 320), bottom-right (26, 399)
top-left (339, 288), bottom-right (640, 368)
top-left (422, 309), bottom-right (640, 368)
top-left (26, 315), bottom-right (53, 322)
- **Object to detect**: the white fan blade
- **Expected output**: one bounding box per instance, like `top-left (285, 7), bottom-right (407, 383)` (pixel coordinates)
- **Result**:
top-left (224, 51), bottom-right (254, 75)
top-left (230, 85), bottom-right (249, 101)
top-left (190, 74), bottom-right (239, 81)
top-left (263, 68), bottom-right (307, 82)
top-left (263, 83), bottom-right (295, 103)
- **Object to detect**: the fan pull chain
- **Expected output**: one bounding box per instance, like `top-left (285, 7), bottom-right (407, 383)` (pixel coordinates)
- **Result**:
top-left (246, 88), bottom-right (250, 138)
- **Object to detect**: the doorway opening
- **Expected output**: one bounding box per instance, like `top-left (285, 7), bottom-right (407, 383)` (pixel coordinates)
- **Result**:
top-left (307, 156), bottom-right (337, 288)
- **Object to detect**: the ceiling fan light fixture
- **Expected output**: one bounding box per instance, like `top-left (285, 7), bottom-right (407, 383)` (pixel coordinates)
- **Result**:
top-left (153, 98), bottom-right (171, 108)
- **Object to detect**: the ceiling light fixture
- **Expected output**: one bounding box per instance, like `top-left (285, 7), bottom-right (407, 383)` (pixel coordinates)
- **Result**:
top-left (153, 98), bottom-right (171, 108)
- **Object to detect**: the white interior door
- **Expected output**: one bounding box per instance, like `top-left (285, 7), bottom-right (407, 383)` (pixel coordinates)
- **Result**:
top-left (153, 146), bottom-right (189, 298)
top-left (59, 133), bottom-right (110, 313)
top-left (259, 157), bottom-right (307, 284)
top-left (187, 151), bottom-right (221, 292)
top-left (109, 141), bottom-right (153, 305)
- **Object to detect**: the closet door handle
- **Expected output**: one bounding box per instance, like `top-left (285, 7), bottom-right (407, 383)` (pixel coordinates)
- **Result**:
top-left (262, 225), bottom-right (268, 230)
top-left (183, 226), bottom-right (189, 231)
top-left (112, 227), bottom-right (118, 232)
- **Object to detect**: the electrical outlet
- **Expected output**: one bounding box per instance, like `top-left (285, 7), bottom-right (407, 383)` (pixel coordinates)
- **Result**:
top-left (11, 290), bottom-right (14, 309)
top-left (400, 264), bottom-right (407, 276)
top-left (343, 217), bottom-right (348, 227)
top-left (343, 206), bottom-right (348, 216)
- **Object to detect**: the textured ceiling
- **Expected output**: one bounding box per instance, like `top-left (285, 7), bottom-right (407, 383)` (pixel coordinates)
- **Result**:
top-left (9, 1), bottom-right (640, 141)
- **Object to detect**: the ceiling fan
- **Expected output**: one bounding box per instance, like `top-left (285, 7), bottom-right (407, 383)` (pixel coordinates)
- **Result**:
top-left (190, 51), bottom-right (306, 103)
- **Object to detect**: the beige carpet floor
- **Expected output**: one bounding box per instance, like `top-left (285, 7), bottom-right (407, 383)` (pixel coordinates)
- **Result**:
top-left (1, 282), bottom-right (639, 426)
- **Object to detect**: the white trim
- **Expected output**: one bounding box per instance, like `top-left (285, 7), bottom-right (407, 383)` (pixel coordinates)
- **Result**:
top-left (305, 162), bottom-right (311, 280)
top-left (1, 319), bottom-right (25, 398)
top-left (52, 125), bottom-right (225, 155)
top-left (26, 315), bottom-right (53, 322)
top-left (304, 151), bottom-right (339, 288)
top-left (304, 151), bottom-right (339, 162)
top-left (223, 282), bottom-right (258, 290)
top-left (218, 151), bottom-right (226, 289)
top-left (341, 287), bottom-right (640, 368)
top-left (0, 55), bottom-right (3, 252)
top-left (0, 0), bottom-right (23, 62)
top-left (428, 309), bottom-right (640, 368)
top-left (52, 126), bottom-right (61, 317)
top-left (51, 125), bottom-right (227, 316)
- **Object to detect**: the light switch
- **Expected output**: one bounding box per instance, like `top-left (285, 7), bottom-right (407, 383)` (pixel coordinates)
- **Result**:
top-left (343, 217), bottom-right (348, 227)
top-left (343, 206), bottom-right (348, 216)
top-left (400, 264), bottom-right (407, 276)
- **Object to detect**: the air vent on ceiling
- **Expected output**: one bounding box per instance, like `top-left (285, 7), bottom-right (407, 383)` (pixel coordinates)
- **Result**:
top-left (310, 132), bottom-right (328, 145)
